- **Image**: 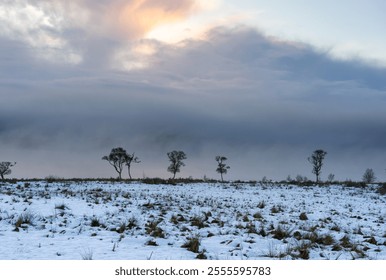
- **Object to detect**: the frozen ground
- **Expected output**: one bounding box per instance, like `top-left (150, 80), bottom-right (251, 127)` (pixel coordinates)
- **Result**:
top-left (0, 181), bottom-right (385, 260)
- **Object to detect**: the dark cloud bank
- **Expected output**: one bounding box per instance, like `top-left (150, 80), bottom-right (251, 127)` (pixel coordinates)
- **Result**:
top-left (1, 27), bottom-right (386, 181)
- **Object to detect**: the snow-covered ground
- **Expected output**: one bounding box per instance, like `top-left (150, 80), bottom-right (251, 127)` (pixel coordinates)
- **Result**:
top-left (0, 181), bottom-right (385, 260)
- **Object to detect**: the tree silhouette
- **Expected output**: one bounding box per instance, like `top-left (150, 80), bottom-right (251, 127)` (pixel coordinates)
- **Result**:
top-left (167, 150), bottom-right (187, 179)
top-left (362, 168), bottom-right (376, 184)
top-left (126, 153), bottom-right (140, 180)
top-left (102, 147), bottom-right (128, 180)
top-left (215, 156), bottom-right (230, 182)
top-left (308, 149), bottom-right (327, 183)
top-left (0, 162), bottom-right (16, 180)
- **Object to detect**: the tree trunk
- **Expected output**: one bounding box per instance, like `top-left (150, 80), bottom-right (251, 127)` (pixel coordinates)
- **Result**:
top-left (127, 166), bottom-right (131, 180)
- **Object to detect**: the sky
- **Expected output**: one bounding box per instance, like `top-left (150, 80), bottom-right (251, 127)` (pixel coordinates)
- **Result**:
top-left (1, 0), bottom-right (386, 181)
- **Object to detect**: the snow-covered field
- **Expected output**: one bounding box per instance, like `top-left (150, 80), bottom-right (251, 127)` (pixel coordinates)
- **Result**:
top-left (0, 181), bottom-right (385, 260)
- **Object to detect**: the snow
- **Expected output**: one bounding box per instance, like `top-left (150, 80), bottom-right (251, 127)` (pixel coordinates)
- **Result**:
top-left (0, 181), bottom-right (385, 260)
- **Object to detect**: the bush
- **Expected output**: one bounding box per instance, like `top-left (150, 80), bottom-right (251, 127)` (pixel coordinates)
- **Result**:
top-left (90, 217), bottom-right (101, 227)
top-left (293, 242), bottom-right (310, 260)
top-left (190, 216), bottom-right (207, 229)
top-left (14, 211), bottom-right (35, 228)
top-left (115, 217), bottom-right (138, 234)
top-left (253, 212), bottom-right (263, 220)
top-left (145, 220), bottom-right (165, 238)
top-left (299, 212), bottom-right (308, 220)
top-left (270, 225), bottom-right (293, 240)
top-left (257, 201), bottom-right (266, 209)
top-left (377, 184), bottom-right (386, 195)
top-left (145, 239), bottom-right (158, 246)
top-left (196, 250), bottom-right (208, 259)
top-left (181, 235), bottom-right (201, 253)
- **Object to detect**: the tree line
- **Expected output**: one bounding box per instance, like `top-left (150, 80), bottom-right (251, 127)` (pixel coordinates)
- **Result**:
top-left (99, 147), bottom-right (377, 184)
top-left (0, 148), bottom-right (379, 184)
top-left (101, 147), bottom-right (230, 182)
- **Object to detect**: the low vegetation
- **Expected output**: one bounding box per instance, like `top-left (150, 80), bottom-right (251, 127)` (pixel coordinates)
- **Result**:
top-left (0, 180), bottom-right (385, 259)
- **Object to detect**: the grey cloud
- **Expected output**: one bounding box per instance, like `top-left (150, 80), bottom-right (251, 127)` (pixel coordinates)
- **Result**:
top-left (1, 27), bottom-right (386, 180)
top-left (0, 0), bottom-right (199, 69)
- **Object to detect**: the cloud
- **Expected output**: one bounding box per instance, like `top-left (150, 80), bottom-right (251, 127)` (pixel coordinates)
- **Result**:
top-left (1, 26), bottom-right (386, 180)
top-left (0, 0), bottom-right (83, 64)
top-left (0, 0), bottom-right (200, 67)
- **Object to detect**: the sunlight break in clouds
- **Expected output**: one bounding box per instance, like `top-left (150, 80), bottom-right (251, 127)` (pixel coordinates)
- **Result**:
top-left (106, 0), bottom-right (198, 40)
top-left (0, 0), bottom-right (210, 67)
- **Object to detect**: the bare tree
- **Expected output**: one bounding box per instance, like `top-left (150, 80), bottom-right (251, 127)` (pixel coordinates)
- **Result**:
top-left (215, 156), bottom-right (230, 182)
top-left (308, 149), bottom-right (327, 183)
top-left (167, 150), bottom-right (187, 179)
top-left (362, 168), bottom-right (376, 184)
top-left (102, 147), bottom-right (128, 180)
top-left (0, 162), bottom-right (16, 180)
top-left (126, 153), bottom-right (140, 180)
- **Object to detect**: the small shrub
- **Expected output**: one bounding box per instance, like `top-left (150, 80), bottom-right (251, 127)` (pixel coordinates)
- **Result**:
top-left (294, 242), bottom-right (310, 260)
top-left (181, 235), bottom-right (201, 253)
top-left (364, 236), bottom-right (378, 245)
top-left (116, 217), bottom-right (138, 233)
top-left (253, 212), bottom-right (263, 220)
top-left (299, 212), bottom-right (308, 220)
top-left (350, 244), bottom-right (367, 259)
top-left (196, 250), bottom-right (208, 259)
top-left (116, 222), bottom-right (127, 234)
top-left (332, 244), bottom-right (342, 251)
top-left (264, 242), bottom-right (287, 259)
top-left (142, 201), bottom-right (155, 209)
top-left (210, 218), bottom-right (224, 227)
top-left (190, 216), bottom-right (206, 229)
top-left (258, 224), bottom-right (267, 237)
top-left (127, 217), bottom-right (138, 230)
top-left (303, 231), bottom-right (335, 246)
top-left (257, 201), bottom-right (266, 209)
top-left (246, 222), bottom-right (258, 234)
top-left (170, 215), bottom-right (179, 225)
top-left (293, 231), bottom-right (302, 240)
top-left (145, 239), bottom-right (158, 246)
top-left (270, 225), bottom-right (292, 240)
top-left (321, 234), bottom-right (335, 245)
top-left (340, 235), bottom-right (352, 248)
top-left (303, 231), bottom-right (319, 243)
top-left (145, 220), bottom-right (165, 238)
top-left (377, 184), bottom-right (386, 195)
top-left (14, 211), bottom-right (35, 228)
top-left (330, 224), bottom-right (341, 232)
top-left (90, 217), bottom-right (101, 227)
